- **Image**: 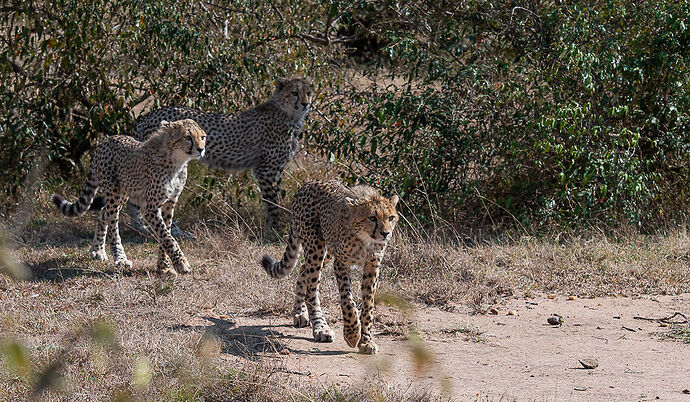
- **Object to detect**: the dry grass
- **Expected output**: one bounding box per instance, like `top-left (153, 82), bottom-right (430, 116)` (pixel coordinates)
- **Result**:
top-left (1, 156), bottom-right (690, 399)
top-left (656, 326), bottom-right (690, 344)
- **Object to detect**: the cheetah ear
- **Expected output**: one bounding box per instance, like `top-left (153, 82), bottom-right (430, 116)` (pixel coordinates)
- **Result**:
top-left (275, 78), bottom-right (288, 91)
top-left (390, 195), bottom-right (399, 207)
top-left (160, 120), bottom-right (171, 128)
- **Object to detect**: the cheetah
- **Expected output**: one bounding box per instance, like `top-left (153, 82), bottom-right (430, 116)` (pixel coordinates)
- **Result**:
top-left (261, 180), bottom-right (399, 354)
top-left (110, 77), bottom-right (312, 234)
top-left (51, 120), bottom-right (206, 276)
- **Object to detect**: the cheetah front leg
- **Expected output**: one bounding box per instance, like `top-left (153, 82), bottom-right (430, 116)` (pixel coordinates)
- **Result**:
top-left (294, 242), bottom-right (334, 342)
top-left (358, 257), bottom-right (382, 354)
top-left (155, 200), bottom-right (179, 276)
top-left (142, 204), bottom-right (190, 276)
top-left (107, 193), bottom-right (132, 270)
top-left (334, 259), bottom-right (361, 348)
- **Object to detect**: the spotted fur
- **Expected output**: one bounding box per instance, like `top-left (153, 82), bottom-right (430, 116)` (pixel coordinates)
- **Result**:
top-left (51, 120), bottom-right (206, 275)
top-left (122, 77), bottom-right (312, 231)
top-left (261, 180), bottom-right (399, 354)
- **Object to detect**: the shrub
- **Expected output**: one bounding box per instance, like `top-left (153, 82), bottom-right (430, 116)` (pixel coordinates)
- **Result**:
top-left (316, 1), bottom-right (690, 228)
top-left (2, 0), bottom-right (688, 230)
top-left (0, 0), bottom-right (338, 204)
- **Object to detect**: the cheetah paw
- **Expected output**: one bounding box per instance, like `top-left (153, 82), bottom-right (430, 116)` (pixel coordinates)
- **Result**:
top-left (159, 267), bottom-right (178, 279)
top-left (313, 326), bottom-right (334, 342)
top-left (358, 341), bottom-right (379, 355)
top-left (293, 313), bottom-right (310, 328)
top-left (114, 259), bottom-right (133, 269)
top-left (90, 249), bottom-right (108, 261)
top-left (174, 260), bottom-right (191, 274)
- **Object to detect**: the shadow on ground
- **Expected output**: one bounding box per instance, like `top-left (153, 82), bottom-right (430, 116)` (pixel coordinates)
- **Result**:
top-left (26, 257), bottom-right (119, 282)
top-left (169, 316), bottom-right (349, 361)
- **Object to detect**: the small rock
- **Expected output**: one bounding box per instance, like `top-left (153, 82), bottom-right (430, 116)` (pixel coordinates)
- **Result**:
top-left (659, 322), bottom-right (669, 327)
top-left (488, 308), bottom-right (499, 315)
top-left (682, 389), bottom-right (690, 394)
top-left (568, 295), bottom-right (577, 300)
top-left (507, 310), bottom-right (516, 316)
top-left (547, 316), bottom-right (563, 326)
top-left (547, 294), bottom-right (556, 299)
top-left (579, 358), bottom-right (599, 369)
top-left (279, 349), bottom-right (291, 355)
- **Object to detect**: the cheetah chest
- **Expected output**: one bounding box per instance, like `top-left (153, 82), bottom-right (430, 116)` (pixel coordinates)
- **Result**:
top-left (163, 168), bottom-right (187, 200)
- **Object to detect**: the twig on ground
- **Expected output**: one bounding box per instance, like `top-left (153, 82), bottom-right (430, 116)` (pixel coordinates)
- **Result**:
top-left (633, 312), bottom-right (689, 325)
top-left (280, 368), bottom-right (312, 376)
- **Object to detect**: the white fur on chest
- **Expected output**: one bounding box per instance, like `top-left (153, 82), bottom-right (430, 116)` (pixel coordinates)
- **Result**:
top-left (164, 165), bottom-right (187, 200)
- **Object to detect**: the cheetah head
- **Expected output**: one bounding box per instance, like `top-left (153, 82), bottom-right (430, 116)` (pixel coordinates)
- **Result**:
top-left (272, 76), bottom-right (313, 116)
top-left (346, 193), bottom-right (400, 244)
top-left (160, 119), bottom-right (207, 163)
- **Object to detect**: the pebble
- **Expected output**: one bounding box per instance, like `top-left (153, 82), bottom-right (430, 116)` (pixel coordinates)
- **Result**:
top-left (578, 358), bottom-right (599, 369)
top-left (547, 316), bottom-right (562, 325)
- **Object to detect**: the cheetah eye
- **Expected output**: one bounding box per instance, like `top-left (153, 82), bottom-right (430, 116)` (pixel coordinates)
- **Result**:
top-left (368, 216), bottom-right (376, 222)
top-left (389, 216), bottom-right (395, 222)
top-left (291, 91), bottom-right (298, 97)
top-left (185, 135), bottom-right (192, 142)
top-left (307, 92), bottom-right (312, 97)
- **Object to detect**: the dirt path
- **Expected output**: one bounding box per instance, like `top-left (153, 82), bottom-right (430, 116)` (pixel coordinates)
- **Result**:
top-left (198, 294), bottom-right (690, 401)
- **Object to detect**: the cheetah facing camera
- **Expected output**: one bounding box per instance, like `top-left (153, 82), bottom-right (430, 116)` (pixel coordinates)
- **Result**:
top-left (116, 76), bottom-right (313, 235)
top-left (261, 180), bottom-right (399, 354)
top-left (51, 119), bottom-right (206, 276)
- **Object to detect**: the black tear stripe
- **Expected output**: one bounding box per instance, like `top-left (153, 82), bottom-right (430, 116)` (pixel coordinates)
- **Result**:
top-left (372, 218), bottom-right (378, 239)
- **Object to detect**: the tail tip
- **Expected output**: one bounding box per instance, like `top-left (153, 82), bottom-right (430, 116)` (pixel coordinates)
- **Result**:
top-left (51, 194), bottom-right (65, 208)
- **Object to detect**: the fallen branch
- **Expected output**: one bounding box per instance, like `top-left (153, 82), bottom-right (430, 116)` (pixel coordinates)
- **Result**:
top-left (633, 312), bottom-right (689, 325)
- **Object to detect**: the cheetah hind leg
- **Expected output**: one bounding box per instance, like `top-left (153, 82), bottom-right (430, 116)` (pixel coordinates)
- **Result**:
top-left (90, 246), bottom-right (108, 261)
top-left (90, 206), bottom-right (108, 261)
top-left (127, 201), bottom-right (154, 237)
top-left (292, 301), bottom-right (310, 327)
top-left (157, 254), bottom-right (177, 279)
top-left (312, 322), bottom-right (334, 343)
top-left (294, 301), bottom-right (334, 341)
top-left (129, 202), bottom-right (194, 240)
top-left (170, 222), bottom-right (195, 240)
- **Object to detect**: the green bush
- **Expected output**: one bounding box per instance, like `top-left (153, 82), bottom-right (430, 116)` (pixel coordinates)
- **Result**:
top-left (2, 0), bottom-right (688, 229)
top-left (0, 0), bottom-right (338, 203)
top-left (317, 1), bottom-right (689, 227)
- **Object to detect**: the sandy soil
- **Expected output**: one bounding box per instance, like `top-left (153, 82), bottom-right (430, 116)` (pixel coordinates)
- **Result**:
top-left (193, 294), bottom-right (690, 401)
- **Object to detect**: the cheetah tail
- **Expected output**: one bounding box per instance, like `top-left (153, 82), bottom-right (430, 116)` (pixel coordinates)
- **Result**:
top-left (261, 224), bottom-right (302, 279)
top-left (51, 170), bottom-right (98, 217)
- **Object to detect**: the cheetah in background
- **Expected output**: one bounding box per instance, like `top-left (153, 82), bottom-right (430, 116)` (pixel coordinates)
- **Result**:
top-left (51, 120), bottom-right (206, 276)
top-left (103, 77), bottom-right (313, 234)
top-left (261, 180), bottom-right (399, 354)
